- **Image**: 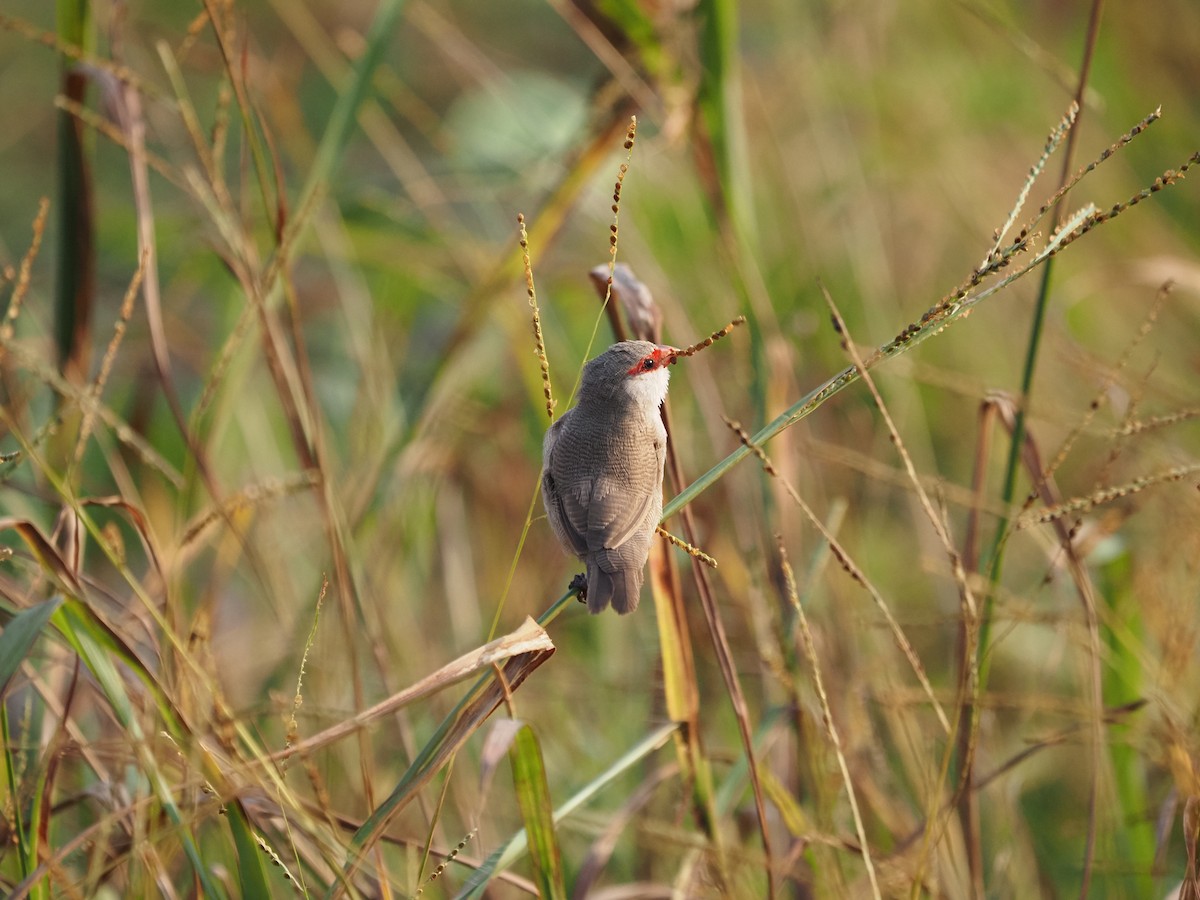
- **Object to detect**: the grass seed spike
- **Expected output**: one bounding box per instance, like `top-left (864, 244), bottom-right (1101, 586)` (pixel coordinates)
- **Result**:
top-left (671, 315), bottom-right (746, 361)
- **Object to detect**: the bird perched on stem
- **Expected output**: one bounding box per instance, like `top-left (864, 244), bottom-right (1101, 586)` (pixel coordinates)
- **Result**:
top-left (542, 340), bottom-right (678, 614)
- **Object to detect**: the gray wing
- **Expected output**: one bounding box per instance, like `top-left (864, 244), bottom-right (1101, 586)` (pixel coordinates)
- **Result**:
top-left (542, 414), bottom-right (588, 557)
top-left (585, 418), bottom-right (666, 553)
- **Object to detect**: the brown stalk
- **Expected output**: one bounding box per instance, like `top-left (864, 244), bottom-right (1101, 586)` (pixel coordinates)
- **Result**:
top-left (595, 266), bottom-right (772, 897)
top-left (590, 262), bottom-right (728, 883)
top-left (70, 252), bottom-right (146, 472)
top-left (0, 337), bottom-right (183, 486)
top-left (1, 198), bottom-right (50, 351)
top-left (965, 397), bottom-right (1107, 897)
top-left (194, 3), bottom-right (392, 834)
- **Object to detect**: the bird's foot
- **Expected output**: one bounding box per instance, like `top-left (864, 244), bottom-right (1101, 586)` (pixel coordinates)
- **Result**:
top-left (568, 572), bottom-right (588, 604)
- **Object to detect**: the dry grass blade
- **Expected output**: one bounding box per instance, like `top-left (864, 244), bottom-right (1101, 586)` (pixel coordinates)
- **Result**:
top-left (0, 197), bottom-right (50, 352)
top-left (823, 286), bottom-right (977, 619)
top-left (1041, 281), bottom-right (1174, 486)
top-left (285, 576), bottom-right (329, 755)
top-left (0, 337), bottom-right (184, 486)
top-left (275, 617), bottom-right (553, 763)
top-left (1016, 464), bottom-right (1200, 528)
top-left (589, 263), bottom-right (661, 343)
top-left (591, 263), bottom-right (726, 876)
top-left (655, 525), bottom-right (717, 568)
top-left (984, 101), bottom-right (1078, 265)
top-left (70, 251), bottom-right (146, 470)
top-left (0, 517), bottom-right (85, 599)
top-left (778, 537), bottom-right (881, 899)
top-left (480, 720), bottom-right (525, 800)
top-left (593, 117), bottom-right (638, 345)
top-left (333, 621), bottom-right (555, 891)
top-left (519, 213), bottom-right (555, 419)
top-left (1116, 407), bottom-right (1200, 438)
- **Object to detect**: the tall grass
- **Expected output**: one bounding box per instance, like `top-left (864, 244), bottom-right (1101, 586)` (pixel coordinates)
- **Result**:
top-left (1, 1), bottom-right (1199, 897)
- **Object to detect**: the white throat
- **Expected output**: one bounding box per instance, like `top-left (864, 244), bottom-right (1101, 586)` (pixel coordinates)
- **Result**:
top-left (623, 366), bottom-right (671, 411)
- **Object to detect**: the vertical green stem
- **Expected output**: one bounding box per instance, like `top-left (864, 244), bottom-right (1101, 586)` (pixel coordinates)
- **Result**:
top-left (966, 4), bottom-right (1106, 893)
top-left (976, 0), bottom-right (1105, 696)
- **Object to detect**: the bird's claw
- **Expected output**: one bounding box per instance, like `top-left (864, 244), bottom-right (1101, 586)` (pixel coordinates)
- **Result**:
top-left (569, 572), bottom-right (588, 603)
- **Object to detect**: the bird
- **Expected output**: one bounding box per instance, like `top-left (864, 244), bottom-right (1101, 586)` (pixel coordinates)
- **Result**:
top-left (541, 340), bottom-right (678, 614)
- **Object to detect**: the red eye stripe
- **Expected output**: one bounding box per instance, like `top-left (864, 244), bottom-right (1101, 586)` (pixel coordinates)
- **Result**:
top-left (626, 347), bottom-right (679, 376)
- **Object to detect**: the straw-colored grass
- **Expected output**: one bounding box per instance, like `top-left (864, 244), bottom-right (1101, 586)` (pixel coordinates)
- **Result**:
top-left (1, 1), bottom-right (1199, 897)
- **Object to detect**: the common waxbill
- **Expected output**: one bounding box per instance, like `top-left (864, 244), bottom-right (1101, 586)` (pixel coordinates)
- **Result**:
top-left (542, 340), bottom-right (678, 614)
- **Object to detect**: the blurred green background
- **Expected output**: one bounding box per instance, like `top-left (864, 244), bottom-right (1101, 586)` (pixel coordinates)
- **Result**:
top-left (1, 0), bottom-right (1198, 896)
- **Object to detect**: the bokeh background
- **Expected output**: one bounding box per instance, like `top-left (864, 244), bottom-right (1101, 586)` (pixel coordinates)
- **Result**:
top-left (1, 0), bottom-right (1198, 896)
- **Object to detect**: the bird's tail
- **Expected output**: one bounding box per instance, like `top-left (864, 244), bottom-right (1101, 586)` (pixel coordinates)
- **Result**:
top-left (609, 566), bottom-right (643, 614)
top-left (588, 564), bottom-right (641, 615)
top-left (585, 561), bottom-right (613, 614)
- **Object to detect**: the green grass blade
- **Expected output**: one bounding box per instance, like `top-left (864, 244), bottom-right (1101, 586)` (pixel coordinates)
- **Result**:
top-left (227, 800), bottom-right (274, 900)
top-left (661, 220), bottom-right (1091, 525)
top-left (695, 0), bottom-right (753, 243)
top-left (1, 702), bottom-right (34, 884)
top-left (0, 598), bottom-right (63, 699)
top-left (455, 722), bottom-right (678, 898)
top-left (282, 0), bottom-right (408, 260)
top-left (1099, 550), bottom-right (1156, 896)
top-left (331, 625), bottom-right (556, 896)
top-left (509, 724), bottom-right (566, 900)
top-left (53, 601), bottom-right (227, 899)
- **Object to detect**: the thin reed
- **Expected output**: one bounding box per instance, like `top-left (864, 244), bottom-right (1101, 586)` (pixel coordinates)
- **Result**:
top-left (0, 2), bottom-right (1198, 898)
